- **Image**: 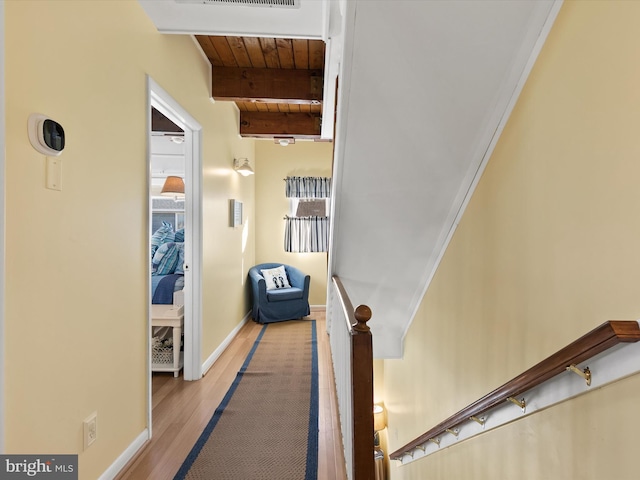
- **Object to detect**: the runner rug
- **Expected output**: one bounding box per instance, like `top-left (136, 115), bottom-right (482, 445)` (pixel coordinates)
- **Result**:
top-left (174, 319), bottom-right (318, 480)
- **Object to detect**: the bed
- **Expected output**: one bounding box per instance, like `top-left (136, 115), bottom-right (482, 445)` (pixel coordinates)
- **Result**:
top-left (151, 222), bottom-right (185, 306)
top-left (152, 273), bottom-right (184, 304)
top-left (151, 222), bottom-right (185, 351)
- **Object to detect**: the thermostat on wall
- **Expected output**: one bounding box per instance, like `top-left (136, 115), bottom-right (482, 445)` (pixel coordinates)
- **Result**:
top-left (28, 113), bottom-right (65, 156)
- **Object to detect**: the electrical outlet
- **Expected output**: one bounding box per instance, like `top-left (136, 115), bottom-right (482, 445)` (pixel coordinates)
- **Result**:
top-left (83, 412), bottom-right (97, 450)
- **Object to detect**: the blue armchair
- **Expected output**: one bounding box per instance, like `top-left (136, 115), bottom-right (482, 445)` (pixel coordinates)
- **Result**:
top-left (248, 263), bottom-right (310, 324)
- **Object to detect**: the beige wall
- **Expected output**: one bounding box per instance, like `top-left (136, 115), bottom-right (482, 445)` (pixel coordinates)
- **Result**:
top-left (382, 2), bottom-right (640, 479)
top-left (5, 2), bottom-right (253, 478)
top-left (255, 140), bottom-right (332, 305)
top-left (200, 106), bottom-right (255, 361)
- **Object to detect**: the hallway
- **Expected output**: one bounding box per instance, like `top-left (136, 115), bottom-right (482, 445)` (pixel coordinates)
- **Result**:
top-left (117, 310), bottom-right (347, 479)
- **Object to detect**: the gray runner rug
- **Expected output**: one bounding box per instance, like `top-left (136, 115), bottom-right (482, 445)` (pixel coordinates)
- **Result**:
top-left (174, 319), bottom-right (318, 480)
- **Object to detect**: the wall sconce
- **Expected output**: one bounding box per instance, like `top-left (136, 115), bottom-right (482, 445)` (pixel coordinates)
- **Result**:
top-left (160, 175), bottom-right (185, 199)
top-left (373, 404), bottom-right (387, 480)
top-left (234, 158), bottom-right (254, 176)
top-left (374, 404), bottom-right (387, 444)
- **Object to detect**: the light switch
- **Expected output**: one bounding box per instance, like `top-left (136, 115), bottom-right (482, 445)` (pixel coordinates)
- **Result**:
top-left (46, 157), bottom-right (61, 191)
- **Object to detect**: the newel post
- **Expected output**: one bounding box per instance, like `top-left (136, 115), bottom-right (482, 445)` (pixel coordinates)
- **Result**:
top-left (352, 305), bottom-right (375, 480)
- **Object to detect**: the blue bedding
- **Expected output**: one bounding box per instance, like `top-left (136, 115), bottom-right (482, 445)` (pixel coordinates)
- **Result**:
top-left (152, 274), bottom-right (184, 304)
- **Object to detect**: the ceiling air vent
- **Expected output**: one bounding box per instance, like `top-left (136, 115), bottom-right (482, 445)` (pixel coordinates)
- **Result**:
top-left (176, 0), bottom-right (299, 8)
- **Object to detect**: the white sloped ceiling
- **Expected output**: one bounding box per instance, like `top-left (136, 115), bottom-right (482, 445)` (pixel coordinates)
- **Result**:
top-left (330, 0), bottom-right (562, 358)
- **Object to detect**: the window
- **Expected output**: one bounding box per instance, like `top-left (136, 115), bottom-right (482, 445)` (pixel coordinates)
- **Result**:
top-left (284, 176), bottom-right (331, 253)
top-left (289, 198), bottom-right (329, 217)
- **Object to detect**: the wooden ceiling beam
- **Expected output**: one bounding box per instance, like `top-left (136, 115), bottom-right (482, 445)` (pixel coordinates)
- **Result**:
top-left (239, 111), bottom-right (321, 139)
top-left (212, 67), bottom-right (323, 104)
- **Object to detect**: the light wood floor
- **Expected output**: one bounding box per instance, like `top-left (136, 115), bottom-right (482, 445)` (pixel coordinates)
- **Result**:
top-left (116, 310), bottom-right (347, 480)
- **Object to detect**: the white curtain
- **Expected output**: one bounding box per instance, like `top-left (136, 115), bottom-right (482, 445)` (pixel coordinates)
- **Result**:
top-left (285, 176), bottom-right (331, 198)
top-left (284, 216), bottom-right (330, 252)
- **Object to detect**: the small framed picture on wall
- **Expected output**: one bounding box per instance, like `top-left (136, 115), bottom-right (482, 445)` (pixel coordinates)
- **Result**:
top-left (229, 199), bottom-right (243, 227)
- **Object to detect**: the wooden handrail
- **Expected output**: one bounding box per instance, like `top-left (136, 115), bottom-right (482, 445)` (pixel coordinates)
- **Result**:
top-left (332, 275), bottom-right (375, 480)
top-left (390, 320), bottom-right (640, 461)
top-left (332, 275), bottom-right (359, 331)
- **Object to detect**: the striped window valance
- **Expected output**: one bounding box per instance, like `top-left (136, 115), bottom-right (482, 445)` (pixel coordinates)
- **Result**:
top-left (284, 216), bottom-right (330, 253)
top-left (285, 176), bottom-right (331, 198)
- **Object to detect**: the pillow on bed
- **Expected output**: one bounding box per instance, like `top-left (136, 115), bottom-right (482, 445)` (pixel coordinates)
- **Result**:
top-left (174, 228), bottom-right (184, 243)
top-left (174, 242), bottom-right (185, 274)
top-left (151, 222), bottom-right (175, 259)
top-left (152, 242), bottom-right (180, 275)
top-left (260, 265), bottom-right (291, 290)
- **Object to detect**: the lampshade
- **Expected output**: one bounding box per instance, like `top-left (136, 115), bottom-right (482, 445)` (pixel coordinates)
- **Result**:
top-left (373, 404), bottom-right (387, 432)
top-left (234, 158), bottom-right (254, 176)
top-left (160, 176), bottom-right (185, 197)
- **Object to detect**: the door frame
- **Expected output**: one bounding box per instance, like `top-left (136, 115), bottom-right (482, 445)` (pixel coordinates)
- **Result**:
top-left (0, 0), bottom-right (6, 453)
top-left (147, 76), bottom-right (203, 427)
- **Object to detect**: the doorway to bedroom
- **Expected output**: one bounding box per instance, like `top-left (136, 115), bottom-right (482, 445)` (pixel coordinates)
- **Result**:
top-left (148, 77), bottom-right (203, 434)
top-left (149, 108), bottom-right (186, 381)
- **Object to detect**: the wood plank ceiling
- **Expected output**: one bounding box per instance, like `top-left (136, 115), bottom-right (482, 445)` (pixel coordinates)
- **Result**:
top-left (195, 35), bottom-right (325, 140)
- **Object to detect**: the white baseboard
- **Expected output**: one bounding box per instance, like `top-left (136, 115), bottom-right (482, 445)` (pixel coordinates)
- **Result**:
top-left (98, 429), bottom-right (149, 480)
top-left (101, 308), bottom-right (319, 479)
top-left (201, 312), bottom-right (251, 376)
top-left (101, 314), bottom-right (252, 478)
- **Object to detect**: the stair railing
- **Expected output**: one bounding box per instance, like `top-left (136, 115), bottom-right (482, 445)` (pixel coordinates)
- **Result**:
top-left (329, 275), bottom-right (375, 480)
top-left (390, 320), bottom-right (640, 464)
